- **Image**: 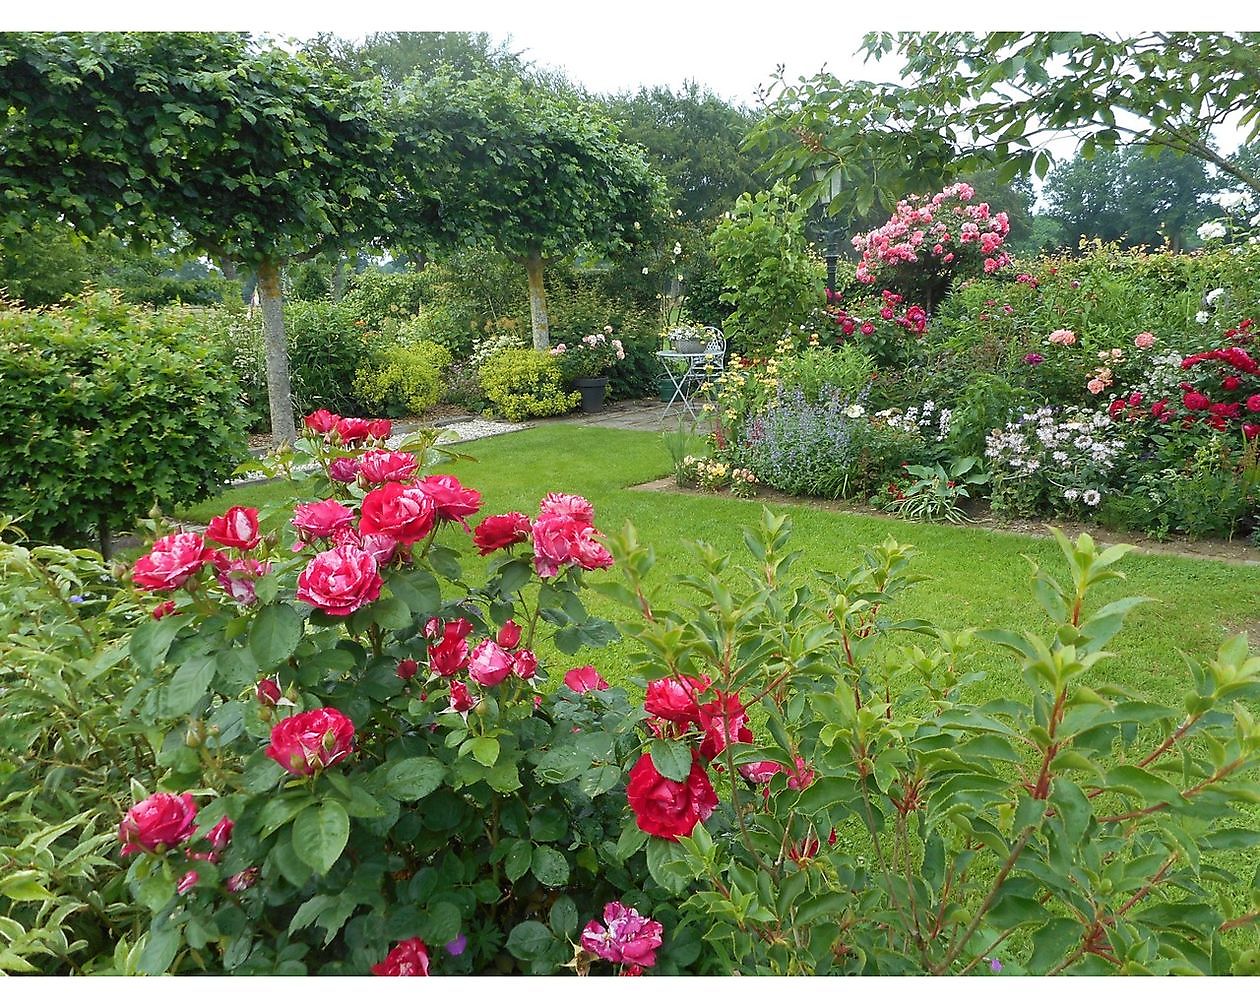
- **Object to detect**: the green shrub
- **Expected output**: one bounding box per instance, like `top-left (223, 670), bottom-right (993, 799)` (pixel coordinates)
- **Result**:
top-left (480, 349), bottom-right (580, 421)
top-left (284, 300), bottom-right (379, 417)
top-left (709, 183), bottom-right (823, 354)
top-left (0, 291), bottom-right (248, 547)
top-left (354, 341), bottom-right (453, 418)
top-left (0, 521), bottom-right (160, 973)
top-left (777, 344), bottom-right (875, 404)
top-left (341, 268), bottom-right (431, 336)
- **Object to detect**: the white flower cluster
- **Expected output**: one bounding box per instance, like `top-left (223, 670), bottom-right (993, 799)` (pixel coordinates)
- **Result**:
top-left (985, 407), bottom-right (1125, 508)
top-left (1197, 221), bottom-right (1228, 242)
top-left (874, 400), bottom-right (952, 442)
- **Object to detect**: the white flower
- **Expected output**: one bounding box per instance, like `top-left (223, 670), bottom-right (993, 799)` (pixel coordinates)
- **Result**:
top-left (673, 242), bottom-right (682, 256)
top-left (1214, 190), bottom-right (1246, 211)
top-left (641, 267), bottom-right (649, 274)
top-left (1206, 287), bottom-right (1225, 305)
top-left (1063, 488), bottom-right (1080, 503)
top-left (843, 404), bottom-right (866, 419)
top-left (1082, 489), bottom-right (1101, 507)
top-left (1195, 311), bottom-right (1210, 324)
top-left (633, 221), bottom-right (641, 230)
top-left (1197, 221), bottom-right (1227, 241)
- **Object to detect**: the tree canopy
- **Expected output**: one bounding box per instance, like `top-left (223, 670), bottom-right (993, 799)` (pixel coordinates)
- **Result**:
top-left (391, 72), bottom-right (666, 348)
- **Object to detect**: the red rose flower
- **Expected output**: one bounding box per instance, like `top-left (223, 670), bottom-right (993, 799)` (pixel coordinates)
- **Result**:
top-left (697, 693), bottom-right (754, 762)
top-left (303, 409), bottom-right (340, 434)
top-left (1223, 375), bottom-right (1241, 392)
top-left (292, 499), bottom-right (355, 541)
top-left (738, 760), bottom-right (782, 785)
top-left (358, 450), bottom-right (419, 486)
top-left (415, 474), bottom-right (482, 525)
top-left (205, 506), bottom-right (261, 550)
top-left (296, 544), bottom-right (383, 616)
top-left (368, 419), bottom-right (392, 441)
top-left (396, 658), bottom-right (420, 681)
top-left (329, 456), bottom-right (360, 483)
top-left (447, 680), bottom-right (477, 714)
top-left (1182, 390), bottom-right (1211, 412)
top-left (643, 674), bottom-right (710, 725)
top-left (118, 792), bottom-right (198, 855)
top-left (334, 416), bottom-right (373, 445)
top-left (512, 649), bottom-right (538, 680)
top-left (786, 756), bottom-right (816, 791)
top-left (152, 600), bottom-right (177, 620)
top-left (1244, 423), bottom-right (1259, 439)
top-left (532, 513), bottom-right (612, 578)
top-left (359, 482), bottom-right (437, 545)
top-left (473, 512), bottom-right (532, 555)
top-left (205, 816), bottom-right (234, 852)
top-left (496, 620), bottom-right (522, 649)
top-left (132, 532), bottom-right (209, 591)
top-left (265, 707), bottom-right (355, 776)
top-left (371, 938), bottom-right (430, 976)
top-left (468, 639), bottom-right (514, 687)
top-left (563, 665), bottom-right (609, 692)
top-left (626, 751), bottom-right (718, 840)
top-left (428, 619), bottom-right (473, 677)
top-left (1247, 394), bottom-right (1260, 413)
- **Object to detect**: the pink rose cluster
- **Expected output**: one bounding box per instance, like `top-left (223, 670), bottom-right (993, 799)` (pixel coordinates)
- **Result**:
top-left (851, 182), bottom-right (1012, 284)
top-left (471, 492), bottom-right (613, 580)
top-left (118, 793), bottom-right (255, 895)
top-left (826, 289), bottom-right (928, 342)
top-left (131, 505), bottom-right (272, 615)
top-left (293, 471), bottom-right (482, 617)
top-left (580, 901), bottom-right (664, 974)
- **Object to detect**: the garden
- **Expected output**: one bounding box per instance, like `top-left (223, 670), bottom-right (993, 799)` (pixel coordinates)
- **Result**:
top-left (2, 29), bottom-right (1260, 979)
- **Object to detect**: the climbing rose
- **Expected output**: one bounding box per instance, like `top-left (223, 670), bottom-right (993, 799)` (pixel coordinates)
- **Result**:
top-left (371, 938), bottom-right (431, 976)
top-left (210, 553), bottom-right (271, 606)
top-left (415, 474), bottom-right (482, 525)
top-left (291, 499), bottom-right (355, 541)
top-left (265, 708), bottom-right (355, 776)
top-left (580, 902), bottom-right (664, 969)
top-left (368, 419), bottom-right (392, 440)
top-left (132, 532), bottom-right (209, 591)
top-left (472, 512), bottom-right (531, 555)
top-left (644, 674), bottom-right (710, 725)
top-left (359, 482), bottom-right (437, 544)
top-left (296, 544), bottom-right (382, 616)
top-left (205, 506), bottom-right (261, 550)
top-left (625, 751), bottom-right (718, 840)
top-left (118, 792), bottom-right (198, 855)
top-left (564, 665), bottom-right (609, 692)
top-left (358, 450), bottom-right (419, 486)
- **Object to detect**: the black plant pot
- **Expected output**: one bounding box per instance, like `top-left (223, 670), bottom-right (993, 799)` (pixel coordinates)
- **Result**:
top-left (574, 376), bottom-right (609, 414)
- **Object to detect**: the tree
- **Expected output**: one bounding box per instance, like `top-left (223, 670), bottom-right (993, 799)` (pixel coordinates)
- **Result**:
top-left (312, 30), bottom-right (526, 87)
top-left (859, 32), bottom-right (1260, 194)
top-left (0, 32), bottom-right (392, 446)
top-left (600, 82), bottom-right (763, 220)
top-left (391, 73), bottom-right (666, 350)
top-left (1044, 146), bottom-right (1213, 251)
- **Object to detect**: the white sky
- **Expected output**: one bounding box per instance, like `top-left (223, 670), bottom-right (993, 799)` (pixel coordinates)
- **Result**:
top-left (8, 0), bottom-right (1260, 162)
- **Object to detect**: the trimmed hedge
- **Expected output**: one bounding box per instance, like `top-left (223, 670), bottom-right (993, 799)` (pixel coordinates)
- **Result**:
top-left (0, 290), bottom-right (248, 547)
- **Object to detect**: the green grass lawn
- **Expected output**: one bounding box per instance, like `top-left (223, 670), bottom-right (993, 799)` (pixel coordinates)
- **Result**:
top-left (184, 423), bottom-right (1257, 706)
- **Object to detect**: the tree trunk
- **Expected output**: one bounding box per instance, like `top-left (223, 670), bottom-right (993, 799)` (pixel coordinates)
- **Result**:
top-left (256, 258), bottom-right (298, 448)
top-left (524, 250), bottom-right (551, 350)
top-left (216, 256), bottom-right (238, 282)
top-left (330, 257), bottom-right (347, 301)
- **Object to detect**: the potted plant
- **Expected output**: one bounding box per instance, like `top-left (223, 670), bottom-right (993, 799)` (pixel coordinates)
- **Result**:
top-left (664, 322), bottom-right (709, 355)
top-left (550, 326), bottom-right (626, 413)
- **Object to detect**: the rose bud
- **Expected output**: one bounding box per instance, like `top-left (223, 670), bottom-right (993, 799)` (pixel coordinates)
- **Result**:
top-left (256, 678), bottom-right (282, 706)
top-left (495, 620), bottom-right (522, 649)
top-left (397, 658), bottom-right (420, 681)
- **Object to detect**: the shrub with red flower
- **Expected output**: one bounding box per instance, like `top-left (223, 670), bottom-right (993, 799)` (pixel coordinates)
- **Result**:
top-left (625, 751), bottom-right (719, 840)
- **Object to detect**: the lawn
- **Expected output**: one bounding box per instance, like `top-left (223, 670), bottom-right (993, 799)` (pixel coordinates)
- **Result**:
top-left (184, 423), bottom-right (1258, 708)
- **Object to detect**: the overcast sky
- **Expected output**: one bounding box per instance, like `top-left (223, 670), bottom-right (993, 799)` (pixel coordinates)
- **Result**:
top-left (11, 0), bottom-right (1260, 164)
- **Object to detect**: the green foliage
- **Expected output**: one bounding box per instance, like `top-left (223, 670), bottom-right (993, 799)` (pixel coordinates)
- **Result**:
top-left (283, 301), bottom-right (379, 417)
top-left (342, 268), bottom-right (432, 337)
top-left (0, 522), bottom-right (158, 973)
top-left (0, 291), bottom-right (248, 546)
top-left (103, 440), bottom-right (662, 976)
top-left (1044, 146), bottom-right (1213, 251)
top-left (885, 457), bottom-right (990, 523)
top-left (710, 184), bottom-right (823, 354)
top-left (608, 513), bottom-right (1260, 974)
top-left (480, 349), bottom-right (580, 421)
top-left (354, 342), bottom-right (452, 418)
top-left (776, 345), bottom-right (875, 404)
